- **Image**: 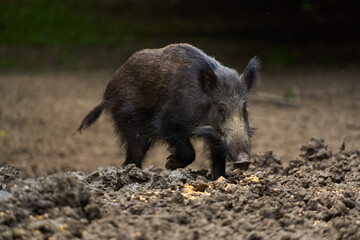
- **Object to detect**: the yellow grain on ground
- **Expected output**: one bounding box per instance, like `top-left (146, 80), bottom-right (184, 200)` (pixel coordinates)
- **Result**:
top-left (246, 175), bottom-right (259, 183)
top-left (217, 176), bottom-right (226, 182)
top-left (0, 130), bottom-right (6, 137)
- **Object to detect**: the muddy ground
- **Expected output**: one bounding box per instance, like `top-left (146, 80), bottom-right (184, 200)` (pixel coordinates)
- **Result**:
top-left (0, 69), bottom-right (359, 239)
top-left (0, 138), bottom-right (359, 239)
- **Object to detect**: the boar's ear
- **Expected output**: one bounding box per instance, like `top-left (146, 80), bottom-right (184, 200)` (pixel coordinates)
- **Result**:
top-left (242, 56), bottom-right (261, 92)
top-left (200, 69), bottom-right (217, 95)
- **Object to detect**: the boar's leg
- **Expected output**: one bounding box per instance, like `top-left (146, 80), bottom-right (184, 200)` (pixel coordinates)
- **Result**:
top-left (208, 141), bottom-right (226, 179)
top-left (123, 136), bottom-right (152, 169)
top-left (165, 137), bottom-right (196, 170)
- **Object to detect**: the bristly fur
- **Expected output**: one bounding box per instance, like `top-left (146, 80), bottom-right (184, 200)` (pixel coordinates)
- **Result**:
top-left (249, 127), bottom-right (257, 137)
top-left (76, 43), bottom-right (260, 178)
top-left (242, 56), bottom-right (261, 92)
top-left (76, 102), bottom-right (105, 134)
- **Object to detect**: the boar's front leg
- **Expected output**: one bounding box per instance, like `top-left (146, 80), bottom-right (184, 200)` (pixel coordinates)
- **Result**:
top-left (123, 136), bottom-right (152, 169)
top-left (165, 137), bottom-right (196, 170)
top-left (208, 141), bottom-right (226, 179)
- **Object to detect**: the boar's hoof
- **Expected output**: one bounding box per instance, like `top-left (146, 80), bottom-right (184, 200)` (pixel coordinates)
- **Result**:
top-left (165, 155), bottom-right (188, 170)
top-left (233, 158), bottom-right (251, 170)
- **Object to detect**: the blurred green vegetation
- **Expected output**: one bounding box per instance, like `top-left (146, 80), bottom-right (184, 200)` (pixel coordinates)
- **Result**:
top-left (0, 0), bottom-right (135, 71)
top-left (0, 0), bottom-right (359, 72)
top-left (264, 47), bottom-right (299, 69)
top-left (0, 0), bottom-right (133, 47)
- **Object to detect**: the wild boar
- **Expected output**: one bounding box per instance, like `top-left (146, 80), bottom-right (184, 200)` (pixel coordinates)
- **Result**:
top-left (77, 43), bottom-right (260, 179)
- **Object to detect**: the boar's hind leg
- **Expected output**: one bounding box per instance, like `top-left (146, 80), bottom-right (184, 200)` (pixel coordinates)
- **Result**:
top-left (165, 137), bottom-right (196, 170)
top-left (208, 141), bottom-right (226, 179)
top-left (123, 136), bottom-right (152, 169)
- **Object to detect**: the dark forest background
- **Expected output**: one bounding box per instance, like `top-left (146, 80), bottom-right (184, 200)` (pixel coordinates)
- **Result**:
top-left (0, 0), bottom-right (359, 71)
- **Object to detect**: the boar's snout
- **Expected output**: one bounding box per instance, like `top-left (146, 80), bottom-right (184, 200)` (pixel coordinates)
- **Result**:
top-left (233, 153), bottom-right (251, 170)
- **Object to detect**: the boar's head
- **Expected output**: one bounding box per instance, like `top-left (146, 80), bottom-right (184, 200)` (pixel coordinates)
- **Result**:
top-left (197, 57), bottom-right (260, 166)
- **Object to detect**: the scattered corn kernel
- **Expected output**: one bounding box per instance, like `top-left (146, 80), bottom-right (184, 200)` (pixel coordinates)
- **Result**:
top-left (59, 223), bottom-right (68, 232)
top-left (131, 232), bottom-right (142, 238)
top-left (246, 175), bottom-right (259, 183)
top-left (217, 176), bottom-right (225, 182)
top-left (181, 184), bottom-right (211, 200)
top-left (0, 130), bottom-right (6, 137)
top-left (184, 184), bottom-right (195, 192)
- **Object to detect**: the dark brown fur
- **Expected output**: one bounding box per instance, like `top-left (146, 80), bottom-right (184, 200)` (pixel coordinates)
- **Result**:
top-left (77, 43), bottom-right (260, 179)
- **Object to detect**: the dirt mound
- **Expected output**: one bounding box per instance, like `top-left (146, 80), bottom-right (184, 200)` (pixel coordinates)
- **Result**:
top-left (1, 138), bottom-right (359, 240)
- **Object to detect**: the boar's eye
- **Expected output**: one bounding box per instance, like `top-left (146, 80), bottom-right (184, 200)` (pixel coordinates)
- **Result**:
top-left (218, 103), bottom-right (226, 122)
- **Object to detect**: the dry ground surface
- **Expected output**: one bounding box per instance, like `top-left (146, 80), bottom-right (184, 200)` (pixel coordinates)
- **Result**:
top-left (0, 69), bottom-right (359, 240)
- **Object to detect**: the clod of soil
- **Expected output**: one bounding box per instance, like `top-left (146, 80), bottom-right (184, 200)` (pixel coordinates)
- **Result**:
top-left (0, 138), bottom-right (359, 240)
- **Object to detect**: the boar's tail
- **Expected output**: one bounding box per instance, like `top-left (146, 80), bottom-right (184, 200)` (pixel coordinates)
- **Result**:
top-left (75, 102), bottom-right (105, 134)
